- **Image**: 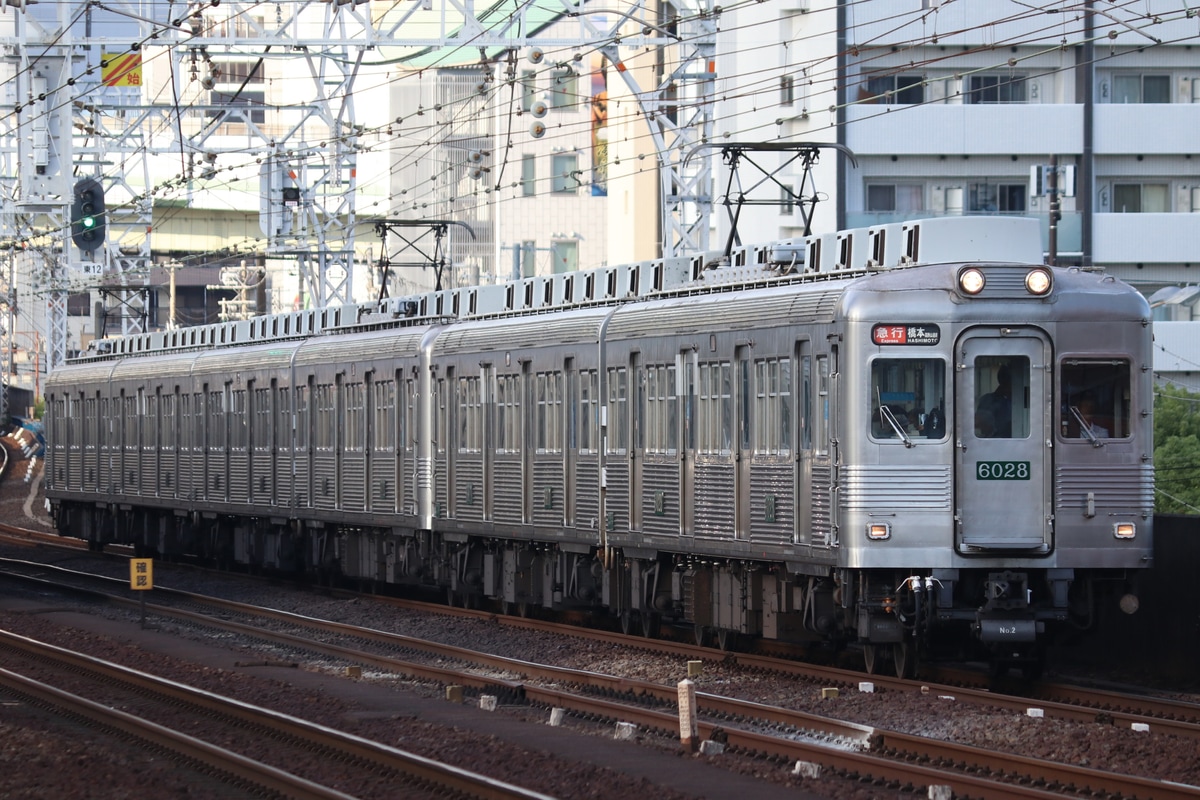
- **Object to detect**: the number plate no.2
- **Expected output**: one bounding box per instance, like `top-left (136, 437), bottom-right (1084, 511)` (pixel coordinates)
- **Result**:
top-left (976, 461), bottom-right (1031, 480)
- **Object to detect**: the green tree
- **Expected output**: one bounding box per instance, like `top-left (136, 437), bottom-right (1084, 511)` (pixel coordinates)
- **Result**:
top-left (1153, 383), bottom-right (1200, 514)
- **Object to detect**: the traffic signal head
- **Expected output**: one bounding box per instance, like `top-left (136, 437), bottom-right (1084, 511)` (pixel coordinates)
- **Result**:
top-left (71, 178), bottom-right (106, 253)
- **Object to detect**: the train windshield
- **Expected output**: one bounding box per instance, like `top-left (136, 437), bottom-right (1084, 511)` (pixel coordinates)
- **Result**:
top-left (870, 358), bottom-right (947, 440)
top-left (1060, 360), bottom-right (1131, 440)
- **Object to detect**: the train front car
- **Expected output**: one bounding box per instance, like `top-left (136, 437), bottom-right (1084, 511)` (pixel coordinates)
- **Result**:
top-left (841, 261), bottom-right (1154, 677)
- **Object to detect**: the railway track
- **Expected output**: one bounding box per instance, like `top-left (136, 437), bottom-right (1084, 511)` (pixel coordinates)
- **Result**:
top-left (0, 627), bottom-right (554, 800)
top-left (2, 550), bottom-right (1198, 800)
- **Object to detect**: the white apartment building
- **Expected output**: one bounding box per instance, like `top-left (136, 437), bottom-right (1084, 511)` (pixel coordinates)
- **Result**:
top-left (718, 0), bottom-right (1200, 308)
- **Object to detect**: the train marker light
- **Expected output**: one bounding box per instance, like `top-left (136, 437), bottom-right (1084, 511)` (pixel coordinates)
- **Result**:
top-left (959, 267), bottom-right (985, 295)
top-left (867, 522), bottom-right (891, 540)
top-left (1025, 268), bottom-right (1052, 295)
top-left (1113, 522), bottom-right (1136, 539)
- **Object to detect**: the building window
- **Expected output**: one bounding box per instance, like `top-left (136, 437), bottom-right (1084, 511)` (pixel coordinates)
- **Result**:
top-left (550, 68), bottom-right (577, 109)
top-left (862, 73), bottom-right (923, 104)
top-left (551, 240), bottom-right (578, 273)
top-left (966, 74), bottom-right (1026, 104)
top-left (521, 70), bottom-right (537, 111)
top-left (207, 90), bottom-right (265, 124)
top-left (1112, 183), bottom-right (1169, 213)
top-left (780, 75), bottom-right (795, 107)
top-left (866, 184), bottom-right (924, 213)
top-left (968, 182), bottom-right (1026, 213)
top-left (213, 61), bottom-right (264, 84)
top-left (1112, 74), bottom-right (1170, 104)
top-left (780, 185), bottom-right (795, 215)
top-left (551, 153), bottom-right (578, 194)
top-left (521, 155), bottom-right (536, 196)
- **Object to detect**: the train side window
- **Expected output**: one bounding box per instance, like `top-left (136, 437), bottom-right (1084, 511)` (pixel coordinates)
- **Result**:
top-left (1060, 360), bottom-right (1131, 439)
top-left (870, 358), bottom-right (947, 441)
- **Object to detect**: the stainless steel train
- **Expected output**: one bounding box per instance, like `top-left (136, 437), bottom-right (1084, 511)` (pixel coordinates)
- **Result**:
top-left (44, 216), bottom-right (1154, 676)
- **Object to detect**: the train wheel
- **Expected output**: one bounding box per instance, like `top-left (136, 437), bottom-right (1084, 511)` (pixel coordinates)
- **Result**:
top-left (893, 640), bottom-right (918, 679)
top-left (693, 624), bottom-right (710, 647)
top-left (640, 611), bottom-right (661, 639)
top-left (863, 644), bottom-right (882, 675)
top-left (619, 610), bottom-right (636, 636)
top-left (716, 628), bottom-right (738, 652)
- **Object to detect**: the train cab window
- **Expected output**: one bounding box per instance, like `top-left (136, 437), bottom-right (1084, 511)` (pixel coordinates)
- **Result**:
top-left (974, 357), bottom-right (1028, 439)
top-left (870, 358), bottom-right (946, 441)
top-left (1060, 360), bottom-right (1131, 440)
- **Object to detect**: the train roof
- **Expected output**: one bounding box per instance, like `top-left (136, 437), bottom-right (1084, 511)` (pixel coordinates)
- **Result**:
top-left (71, 217), bottom-right (1047, 364)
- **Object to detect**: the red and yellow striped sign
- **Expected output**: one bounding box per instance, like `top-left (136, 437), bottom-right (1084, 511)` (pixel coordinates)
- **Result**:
top-left (101, 52), bottom-right (142, 87)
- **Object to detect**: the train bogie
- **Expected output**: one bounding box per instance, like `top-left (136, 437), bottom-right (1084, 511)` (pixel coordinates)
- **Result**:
top-left (45, 217), bottom-right (1154, 673)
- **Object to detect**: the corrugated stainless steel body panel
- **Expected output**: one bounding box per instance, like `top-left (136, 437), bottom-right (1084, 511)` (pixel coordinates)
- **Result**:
top-left (313, 451), bottom-right (337, 510)
top-left (369, 453), bottom-right (397, 513)
top-left (493, 456), bottom-right (523, 525)
top-left (840, 465), bottom-right (953, 511)
top-left (693, 462), bottom-right (735, 540)
top-left (531, 459), bottom-right (564, 528)
top-left (749, 462), bottom-right (793, 547)
top-left (604, 287), bottom-right (843, 340)
top-left (1055, 464), bottom-right (1155, 515)
top-left (808, 463), bottom-right (834, 548)
top-left (641, 460), bottom-right (680, 538)
top-left (433, 310), bottom-right (607, 356)
top-left (454, 457), bottom-right (484, 521)
top-left (342, 452), bottom-right (366, 512)
top-left (605, 459), bottom-right (629, 532)
top-left (575, 459), bottom-right (600, 531)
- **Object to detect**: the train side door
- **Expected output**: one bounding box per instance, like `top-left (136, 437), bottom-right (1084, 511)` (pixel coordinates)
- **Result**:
top-left (954, 329), bottom-right (1052, 551)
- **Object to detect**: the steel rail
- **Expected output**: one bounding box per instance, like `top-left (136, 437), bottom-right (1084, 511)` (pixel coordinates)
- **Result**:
top-left (0, 630), bottom-right (557, 800)
top-left (5, 564), bottom-right (1197, 800)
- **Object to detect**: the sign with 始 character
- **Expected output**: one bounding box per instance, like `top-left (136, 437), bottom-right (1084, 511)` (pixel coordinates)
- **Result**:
top-left (130, 558), bottom-right (153, 590)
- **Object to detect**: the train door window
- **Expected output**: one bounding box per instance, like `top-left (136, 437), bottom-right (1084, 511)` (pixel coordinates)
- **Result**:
top-left (456, 374), bottom-right (480, 453)
top-left (606, 366), bottom-right (628, 454)
top-left (815, 355), bottom-right (830, 455)
top-left (871, 358), bottom-right (947, 440)
top-left (535, 371), bottom-right (563, 453)
top-left (208, 387), bottom-right (227, 448)
top-left (578, 369), bottom-right (599, 453)
top-left (313, 384), bottom-right (334, 451)
top-left (344, 382), bottom-right (364, 452)
top-left (696, 361), bottom-right (732, 454)
top-left (1060, 360), bottom-right (1131, 440)
top-left (496, 374), bottom-right (521, 454)
top-left (372, 380), bottom-right (395, 452)
top-left (798, 349), bottom-right (812, 452)
top-left (231, 389), bottom-right (247, 450)
top-left (973, 357), bottom-right (1027, 439)
top-left (276, 386), bottom-right (291, 449)
top-left (645, 364), bottom-right (678, 454)
top-left (162, 393), bottom-right (176, 449)
top-left (291, 383), bottom-right (307, 453)
top-left (753, 357), bottom-right (792, 455)
top-left (253, 388), bottom-right (271, 451)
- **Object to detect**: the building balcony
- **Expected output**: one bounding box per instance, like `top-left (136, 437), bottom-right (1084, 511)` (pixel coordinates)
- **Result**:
top-left (846, 212), bottom-right (1082, 258)
top-left (1093, 213), bottom-right (1200, 264)
top-left (1093, 105), bottom-right (1200, 155)
top-left (844, 211), bottom-right (1200, 266)
top-left (845, 104), bottom-right (1082, 157)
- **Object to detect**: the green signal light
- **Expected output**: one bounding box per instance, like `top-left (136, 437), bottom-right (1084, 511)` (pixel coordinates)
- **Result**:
top-left (82, 216), bottom-right (96, 229)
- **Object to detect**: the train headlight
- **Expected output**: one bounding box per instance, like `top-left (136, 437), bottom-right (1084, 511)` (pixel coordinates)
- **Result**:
top-left (1025, 268), bottom-right (1052, 296)
top-left (867, 522), bottom-right (891, 540)
top-left (959, 268), bottom-right (986, 295)
top-left (1113, 522), bottom-right (1136, 539)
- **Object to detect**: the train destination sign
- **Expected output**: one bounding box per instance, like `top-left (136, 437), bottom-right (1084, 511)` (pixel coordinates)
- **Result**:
top-left (872, 324), bottom-right (941, 346)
